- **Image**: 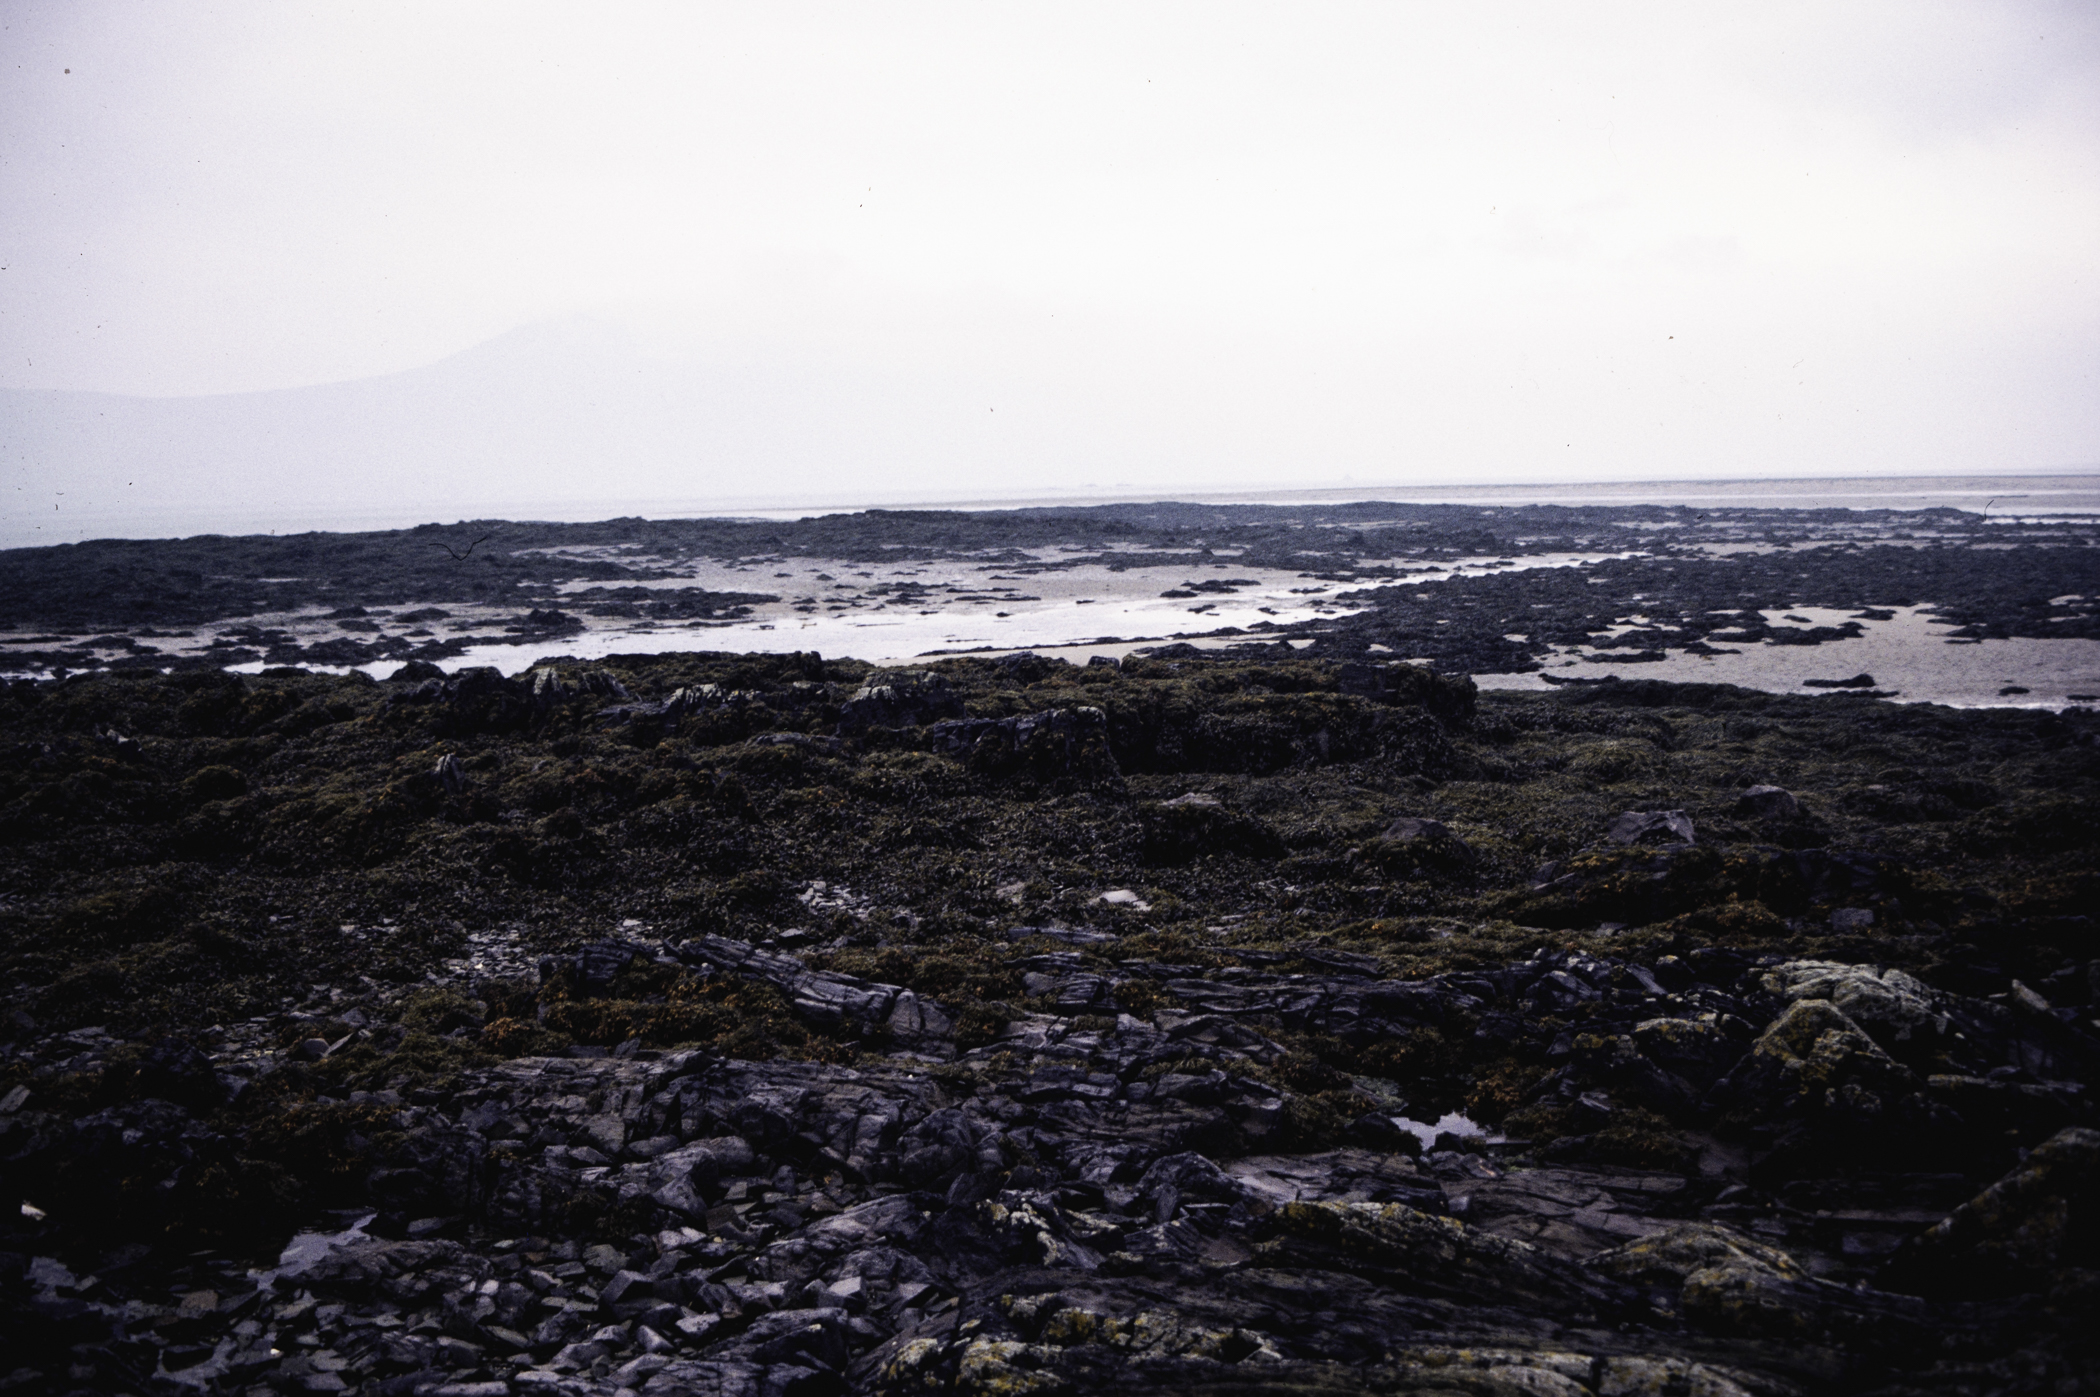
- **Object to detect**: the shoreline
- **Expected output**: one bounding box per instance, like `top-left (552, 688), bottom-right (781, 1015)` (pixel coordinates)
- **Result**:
top-left (7, 468), bottom-right (2097, 551)
top-left (3, 493), bottom-right (2096, 708)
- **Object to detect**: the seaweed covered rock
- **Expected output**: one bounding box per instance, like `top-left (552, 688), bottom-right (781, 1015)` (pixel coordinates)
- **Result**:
top-left (1509, 845), bottom-right (1727, 928)
top-left (1336, 658), bottom-right (1478, 723)
top-left (1760, 960), bottom-right (1951, 1063)
top-left (1589, 1222), bottom-right (1939, 1350)
top-left (1505, 842), bottom-right (1951, 931)
top-left (671, 934), bottom-right (954, 1054)
top-left (1714, 999), bottom-right (1962, 1181)
top-left (1138, 791), bottom-right (1285, 865)
top-left (837, 671), bottom-right (966, 732)
top-left (3, 658), bottom-right (2099, 1396)
top-left (1721, 999), bottom-right (1921, 1114)
top-left (1882, 1125), bottom-right (2100, 1297)
top-left (927, 706), bottom-right (1121, 791)
top-left (380, 664), bottom-right (536, 734)
top-left (1360, 815), bottom-right (1478, 883)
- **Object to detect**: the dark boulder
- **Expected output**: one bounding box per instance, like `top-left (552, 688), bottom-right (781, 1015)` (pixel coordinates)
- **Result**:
top-left (1712, 999), bottom-right (1965, 1181)
top-left (1361, 815), bottom-right (1478, 882)
top-left (927, 707), bottom-right (1121, 790)
top-left (1139, 792), bottom-right (1283, 864)
top-left (379, 666), bottom-right (534, 734)
top-left (1735, 785), bottom-right (1800, 819)
top-left (838, 672), bottom-right (967, 732)
top-left (1336, 659), bottom-right (1478, 723)
top-left (1608, 809), bottom-right (1696, 845)
top-left (529, 666), bottom-right (631, 705)
top-left (597, 683), bottom-right (765, 729)
top-left (1134, 1151), bottom-right (1256, 1223)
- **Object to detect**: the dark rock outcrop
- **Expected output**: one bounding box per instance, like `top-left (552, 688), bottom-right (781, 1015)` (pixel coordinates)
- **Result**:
top-left (1736, 785), bottom-right (1801, 819)
top-left (1608, 809), bottom-right (1696, 845)
top-left (927, 707), bottom-right (1121, 790)
top-left (837, 673), bottom-right (966, 732)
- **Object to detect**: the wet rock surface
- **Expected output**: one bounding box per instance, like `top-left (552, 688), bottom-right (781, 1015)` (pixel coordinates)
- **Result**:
top-left (1, 499), bottom-right (2095, 690)
top-left (2, 655), bottom-right (2098, 1394)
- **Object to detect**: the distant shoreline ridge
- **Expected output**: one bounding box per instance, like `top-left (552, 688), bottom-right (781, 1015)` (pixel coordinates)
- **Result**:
top-left (6, 468), bottom-right (2099, 551)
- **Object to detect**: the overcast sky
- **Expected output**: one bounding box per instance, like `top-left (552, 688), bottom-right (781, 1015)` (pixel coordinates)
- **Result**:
top-left (3, 1), bottom-right (2097, 505)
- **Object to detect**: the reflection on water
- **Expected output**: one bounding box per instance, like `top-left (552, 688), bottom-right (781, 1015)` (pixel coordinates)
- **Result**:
top-left (1474, 605), bottom-right (2100, 712)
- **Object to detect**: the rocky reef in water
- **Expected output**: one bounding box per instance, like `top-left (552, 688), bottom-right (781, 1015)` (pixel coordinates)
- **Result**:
top-left (2, 500), bottom-right (2095, 680)
top-left (1, 652), bottom-right (2096, 1396)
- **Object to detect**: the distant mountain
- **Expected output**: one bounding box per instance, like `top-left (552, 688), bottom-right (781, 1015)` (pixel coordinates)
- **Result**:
top-left (0, 320), bottom-right (1094, 542)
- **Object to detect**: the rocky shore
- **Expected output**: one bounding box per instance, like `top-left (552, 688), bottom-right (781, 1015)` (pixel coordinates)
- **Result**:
top-left (2, 500), bottom-right (2094, 691)
top-left (2, 653), bottom-right (2096, 1395)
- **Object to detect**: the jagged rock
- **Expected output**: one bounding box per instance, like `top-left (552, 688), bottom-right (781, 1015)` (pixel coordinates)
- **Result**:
top-left (1588, 1220), bottom-right (1806, 1291)
top-left (1631, 1013), bottom-right (1755, 1095)
top-left (671, 934), bottom-right (941, 1048)
top-left (621, 1137), bottom-right (756, 1219)
top-left (1712, 998), bottom-right (1969, 1181)
top-left (1760, 960), bottom-right (1950, 1060)
top-left (596, 683), bottom-right (761, 728)
top-left (1134, 1150), bottom-right (1258, 1223)
top-left (1717, 998), bottom-right (1921, 1116)
top-left (7, 933), bottom-right (2085, 1397)
top-left (1565, 1031), bottom-right (1700, 1116)
top-left (548, 939), bottom-right (666, 997)
top-left (1335, 658), bottom-right (1478, 722)
top-left (636, 1359), bottom-right (784, 1396)
top-left (529, 667), bottom-right (631, 704)
top-left (1608, 810), bottom-right (1696, 845)
top-left (837, 672), bottom-right (966, 732)
top-left (379, 665), bottom-right (536, 732)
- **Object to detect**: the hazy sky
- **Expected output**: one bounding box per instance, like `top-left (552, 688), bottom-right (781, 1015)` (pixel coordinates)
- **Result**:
top-left (3, 1), bottom-right (2098, 499)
